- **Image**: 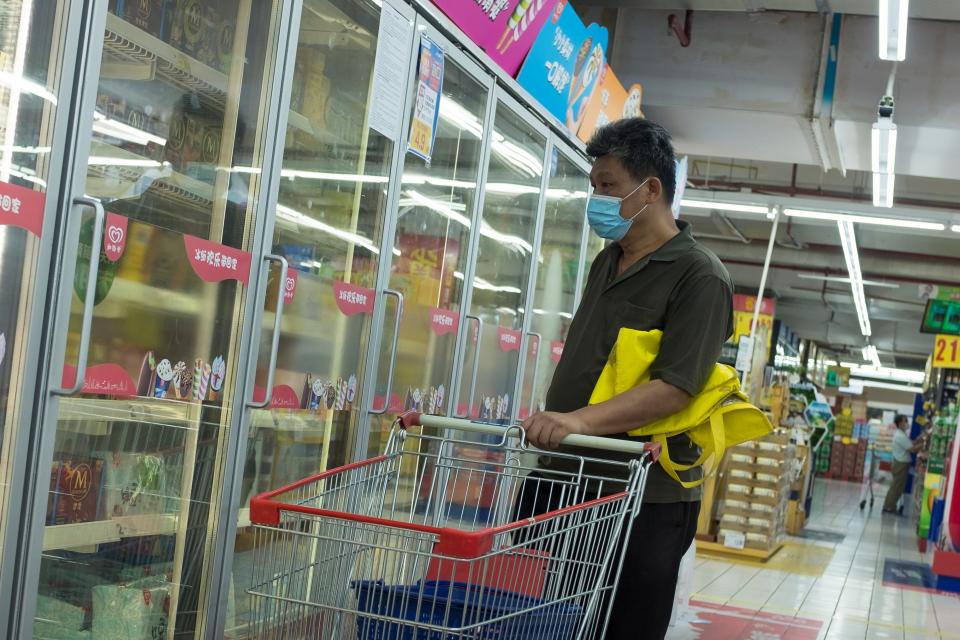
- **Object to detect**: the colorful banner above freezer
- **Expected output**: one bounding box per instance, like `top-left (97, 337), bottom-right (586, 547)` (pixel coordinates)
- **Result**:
top-left (430, 0), bottom-right (560, 77)
top-left (516, 2), bottom-right (608, 130)
top-left (429, 0), bottom-right (642, 137)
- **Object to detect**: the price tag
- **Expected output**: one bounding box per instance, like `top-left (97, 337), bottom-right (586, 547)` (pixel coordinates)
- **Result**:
top-left (723, 531), bottom-right (746, 550)
top-left (933, 334), bottom-right (960, 368)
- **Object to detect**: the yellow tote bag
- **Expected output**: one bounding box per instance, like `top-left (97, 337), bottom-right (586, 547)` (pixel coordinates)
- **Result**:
top-left (588, 328), bottom-right (773, 488)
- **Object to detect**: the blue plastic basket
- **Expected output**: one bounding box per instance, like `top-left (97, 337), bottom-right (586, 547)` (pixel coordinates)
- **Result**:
top-left (351, 580), bottom-right (582, 640)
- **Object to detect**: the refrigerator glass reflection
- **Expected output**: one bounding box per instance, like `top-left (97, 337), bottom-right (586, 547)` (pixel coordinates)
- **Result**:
top-left (33, 3), bottom-right (283, 637)
top-left (229, 0), bottom-right (401, 635)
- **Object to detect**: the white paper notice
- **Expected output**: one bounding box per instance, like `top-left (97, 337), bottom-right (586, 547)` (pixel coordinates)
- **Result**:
top-left (369, 3), bottom-right (413, 141)
top-left (723, 531), bottom-right (746, 550)
top-left (735, 336), bottom-right (754, 373)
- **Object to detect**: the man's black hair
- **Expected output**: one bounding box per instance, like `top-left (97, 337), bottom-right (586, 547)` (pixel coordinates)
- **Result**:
top-left (586, 118), bottom-right (677, 205)
top-left (895, 414), bottom-right (910, 427)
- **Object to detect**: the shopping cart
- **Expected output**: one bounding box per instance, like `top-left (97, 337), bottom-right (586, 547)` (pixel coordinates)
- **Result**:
top-left (246, 412), bottom-right (660, 639)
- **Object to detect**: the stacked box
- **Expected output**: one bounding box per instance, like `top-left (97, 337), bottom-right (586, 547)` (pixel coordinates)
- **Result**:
top-left (95, 90), bottom-right (166, 161)
top-left (716, 433), bottom-right (796, 551)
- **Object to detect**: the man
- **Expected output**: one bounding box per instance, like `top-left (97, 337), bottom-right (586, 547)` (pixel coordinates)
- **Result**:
top-left (521, 119), bottom-right (734, 639)
top-left (883, 415), bottom-right (924, 514)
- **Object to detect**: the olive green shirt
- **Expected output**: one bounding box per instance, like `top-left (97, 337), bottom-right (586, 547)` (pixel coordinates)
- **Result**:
top-left (543, 220), bottom-right (734, 503)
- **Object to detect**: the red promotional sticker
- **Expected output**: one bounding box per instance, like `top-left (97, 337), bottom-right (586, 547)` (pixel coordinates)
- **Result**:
top-left (62, 363), bottom-right (137, 398)
top-left (252, 384), bottom-right (301, 409)
top-left (183, 235), bottom-right (252, 285)
top-left (103, 212), bottom-right (128, 262)
top-left (429, 307), bottom-right (459, 336)
top-left (333, 280), bottom-right (375, 316)
top-left (498, 327), bottom-right (522, 352)
top-left (282, 268), bottom-right (298, 305)
top-left (0, 179), bottom-right (45, 237)
top-left (550, 340), bottom-right (564, 363)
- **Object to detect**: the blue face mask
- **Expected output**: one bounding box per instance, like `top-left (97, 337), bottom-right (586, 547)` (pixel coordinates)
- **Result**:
top-left (586, 179), bottom-right (650, 241)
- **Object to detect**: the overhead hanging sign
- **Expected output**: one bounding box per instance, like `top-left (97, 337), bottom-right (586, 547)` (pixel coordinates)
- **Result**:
top-left (408, 35), bottom-right (444, 162)
top-left (576, 64), bottom-right (627, 143)
top-left (825, 366), bottom-right (851, 388)
top-left (919, 284), bottom-right (960, 302)
top-left (516, 1), bottom-right (607, 130)
top-left (921, 298), bottom-right (960, 336)
top-left (933, 334), bottom-right (960, 369)
top-left (430, 0), bottom-right (560, 77)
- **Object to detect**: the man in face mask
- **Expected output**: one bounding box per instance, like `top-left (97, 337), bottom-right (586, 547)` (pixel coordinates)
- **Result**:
top-left (521, 119), bottom-right (734, 639)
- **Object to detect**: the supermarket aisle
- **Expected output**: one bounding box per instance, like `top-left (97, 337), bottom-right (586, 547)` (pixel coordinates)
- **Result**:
top-left (667, 479), bottom-right (960, 639)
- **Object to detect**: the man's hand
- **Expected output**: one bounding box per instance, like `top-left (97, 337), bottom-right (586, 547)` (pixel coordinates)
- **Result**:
top-left (522, 411), bottom-right (591, 449)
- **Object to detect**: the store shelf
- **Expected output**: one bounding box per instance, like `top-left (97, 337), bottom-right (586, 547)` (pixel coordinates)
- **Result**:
top-left (103, 13), bottom-right (227, 109)
top-left (287, 110), bottom-right (354, 148)
top-left (58, 396), bottom-right (204, 432)
top-left (87, 140), bottom-right (214, 211)
top-left (43, 513), bottom-right (179, 551)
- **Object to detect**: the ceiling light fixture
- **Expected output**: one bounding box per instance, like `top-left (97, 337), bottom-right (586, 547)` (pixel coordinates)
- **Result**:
top-left (879, 0), bottom-right (910, 61)
top-left (680, 199), bottom-right (770, 215)
top-left (951, 225), bottom-right (960, 233)
top-left (837, 220), bottom-right (872, 337)
top-left (861, 344), bottom-right (882, 368)
top-left (796, 273), bottom-right (900, 288)
top-left (855, 379), bottom-right (922, 395)
top-left (783, 208), bottom-right (944, 231)
top-left (872, 172), bottom-right (896, 208)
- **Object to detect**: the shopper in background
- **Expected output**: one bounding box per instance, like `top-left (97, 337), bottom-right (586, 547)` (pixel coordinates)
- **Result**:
top-left (520, 118), bottom-right (734, 640)
top-left (883, 415), bottom-right (925, 514)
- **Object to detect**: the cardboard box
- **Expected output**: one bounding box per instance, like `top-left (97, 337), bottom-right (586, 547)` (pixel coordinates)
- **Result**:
top-left (122, 0), bottom-right (170, 39)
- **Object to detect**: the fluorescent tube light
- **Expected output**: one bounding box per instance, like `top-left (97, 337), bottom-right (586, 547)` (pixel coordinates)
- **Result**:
top-left (837, 220), bottom-right (872, 337)
top-left (872, 171), bottom-right (895, 209)
top-left (856, 379), bottom-right (922, 395)
top-left (879, 0), bottom-right (910, 62)
top-left (848, 364), bottom-right (925, 384)
top-left (872, 118), bottom-right (898, 175)
top-left (680, 199), bottom-right (770, 215)
top-left (862, 344), bottom-right (882, 368)
top-left (784, 208), bottom-right (943, 231)
top-left (796, 273), bottom-right (900, 288)
top-left (951, 225), bottom-right (960, 233)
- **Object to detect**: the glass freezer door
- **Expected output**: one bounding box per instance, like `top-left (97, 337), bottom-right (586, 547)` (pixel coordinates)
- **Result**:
top-left (517, 147), bottom-right (590, 418)
top-left (0, 0), bottom-right (77, 618)
top-left (364, 22), bottom-right (493, 458)
top-left (455, 93), bottom-right (546, 425)
top-left (22, 2), bottom-right (286, 638)
top-left (227, 0), bottom-right (415, 636)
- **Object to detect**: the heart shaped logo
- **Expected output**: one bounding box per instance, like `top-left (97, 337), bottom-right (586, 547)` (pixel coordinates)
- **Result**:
top-left (284, 277), bottom-right (295, 292)
top-left (108, 225), bottom-right (123, 244)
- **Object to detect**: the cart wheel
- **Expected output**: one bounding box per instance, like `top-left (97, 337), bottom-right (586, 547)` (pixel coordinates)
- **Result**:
top-left (860, 500), bottom-right (866, 510)
top-left (870, 498), bottom-right (874, 508)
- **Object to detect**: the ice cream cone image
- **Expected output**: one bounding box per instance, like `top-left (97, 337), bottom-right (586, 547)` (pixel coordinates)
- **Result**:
top-left (198, 363), bottom-right (212, 402)
top-left (209, 355), bottom-right (226, 401)
top-left (172, 361), bottom-right (187, 399)
top-left (153, 359), bottom-right (174, 399)
top-left (191, 359), bottom-right (203, 401)
top-left (136, 351), bottom-right (155, 396)
top-left (346, 374), bottom-right (357, 410)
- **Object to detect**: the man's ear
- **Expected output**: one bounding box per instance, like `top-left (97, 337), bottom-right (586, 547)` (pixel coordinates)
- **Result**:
top-left (645, 177), bottom-right (664, 203)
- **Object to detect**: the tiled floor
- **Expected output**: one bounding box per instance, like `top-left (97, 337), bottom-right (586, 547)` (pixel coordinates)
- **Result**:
top-left (667, 478), bottom-right (960, 639)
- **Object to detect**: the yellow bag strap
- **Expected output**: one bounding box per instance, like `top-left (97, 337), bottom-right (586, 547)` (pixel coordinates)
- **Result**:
top-left (654, 402), bottom-right (753, 489)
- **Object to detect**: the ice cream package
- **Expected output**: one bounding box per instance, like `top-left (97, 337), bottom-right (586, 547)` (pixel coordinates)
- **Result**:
top-left (96, 452), bottom-right (169, 518)
top-left (92, 578), bottom-right (169, 640)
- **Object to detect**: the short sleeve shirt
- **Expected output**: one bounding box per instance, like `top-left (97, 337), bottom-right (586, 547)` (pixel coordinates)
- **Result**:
top-left (892, 429), bottom-right (912, 463)
top-left (543, 220), bottom-right (734, 503)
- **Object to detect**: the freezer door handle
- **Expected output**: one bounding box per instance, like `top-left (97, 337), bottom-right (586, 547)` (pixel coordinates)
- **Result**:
top-left (247, 254), bottom-right (289, 409)
top-left (52, 196), bottom-right (105, 397)
top-left (525, 331), bottom-right (542, 419)
top-left (370, 289), bottom-right (404, 415)
top-left (453, 314), bottom-right (483, 419)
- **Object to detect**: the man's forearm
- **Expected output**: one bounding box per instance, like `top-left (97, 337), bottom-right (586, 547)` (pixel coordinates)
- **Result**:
top-left (573, 379), bottom-right (691, 437)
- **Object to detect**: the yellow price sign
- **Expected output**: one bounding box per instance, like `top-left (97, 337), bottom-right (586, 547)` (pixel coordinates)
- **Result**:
top-left (933, 334), bottom-right (960, 368)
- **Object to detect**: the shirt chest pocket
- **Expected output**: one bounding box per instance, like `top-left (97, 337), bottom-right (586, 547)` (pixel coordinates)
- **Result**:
top-left (607, 301), bottom-right (663, 336)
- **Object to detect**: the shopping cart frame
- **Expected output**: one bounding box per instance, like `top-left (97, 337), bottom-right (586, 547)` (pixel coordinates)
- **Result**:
top-left (247, 412), bottom-right (660, 639)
